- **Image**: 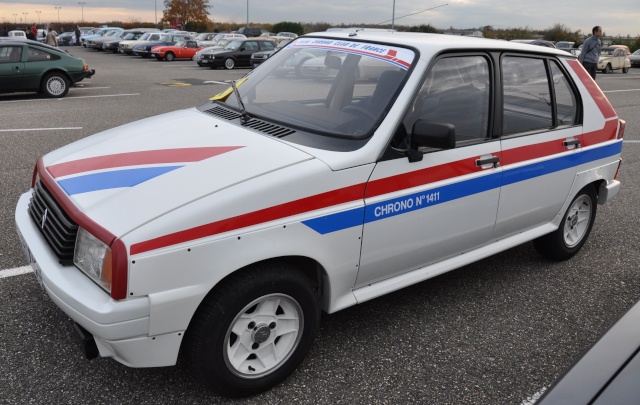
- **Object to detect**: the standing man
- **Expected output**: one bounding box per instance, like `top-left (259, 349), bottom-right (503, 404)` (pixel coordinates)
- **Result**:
top-left (45, 27), bottom-right (58, 47)
top-left (75, 26), bottom-right (81, 46)
top-left (31, 24), bottom-right (37, 39)
top-left (578, 26), bottom-right (603, 80)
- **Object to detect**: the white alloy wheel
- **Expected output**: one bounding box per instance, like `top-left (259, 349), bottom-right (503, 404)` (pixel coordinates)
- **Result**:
top-left (562, 194), bottom-right (592, 248)
top-left (42, 73), bottom-right (69, 98)
top-left (223, 293), bottom-right (303, 378)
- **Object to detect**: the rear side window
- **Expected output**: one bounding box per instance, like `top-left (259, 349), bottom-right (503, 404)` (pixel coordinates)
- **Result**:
top-left (27, 47), bottom-right (61, 62)
top-left (260, 41), bottom-right (275, 51)
top-left (550, 61), bottom-right (578, 126)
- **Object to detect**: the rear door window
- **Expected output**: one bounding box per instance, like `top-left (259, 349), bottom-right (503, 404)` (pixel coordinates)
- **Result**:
top-left (501, 55), bottom-right (578, 135)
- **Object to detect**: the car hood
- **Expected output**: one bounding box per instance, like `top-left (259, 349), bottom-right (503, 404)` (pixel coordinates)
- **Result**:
top-left (41, 108), bottom-right (315, 237)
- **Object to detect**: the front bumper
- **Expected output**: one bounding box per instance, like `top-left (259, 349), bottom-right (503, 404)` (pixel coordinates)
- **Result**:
top-left (199, 57), bottom-right (223, 67)
top-left (15, 192), bottom-right (180, 367)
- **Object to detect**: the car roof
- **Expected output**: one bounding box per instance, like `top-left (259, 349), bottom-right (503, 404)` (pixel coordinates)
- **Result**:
top-left (306, 31), bottom-right (570, 57)
top-left (0, 38), bottom-right (73, 54)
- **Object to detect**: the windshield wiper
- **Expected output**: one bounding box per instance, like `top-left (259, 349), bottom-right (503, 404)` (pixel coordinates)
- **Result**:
top-left (208, 80), bottom-right (250, 125)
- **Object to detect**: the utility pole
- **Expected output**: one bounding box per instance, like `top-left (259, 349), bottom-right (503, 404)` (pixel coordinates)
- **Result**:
top-left (55, 6), bottom-right (62, 24)
top-left (246, 0), bottom-right (249, 28)
top-left (35, 10), bottom-right (42, 25)
top-left (392, 0), bottom-right (395, 30)
top-left (13, 14), bottom-right (17, 24)
top-left (78, 2), bottom-right (86, 22)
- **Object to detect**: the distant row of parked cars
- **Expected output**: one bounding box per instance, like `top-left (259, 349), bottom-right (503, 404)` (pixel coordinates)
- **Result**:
top-left (72, 26), bottom-right (300, 70)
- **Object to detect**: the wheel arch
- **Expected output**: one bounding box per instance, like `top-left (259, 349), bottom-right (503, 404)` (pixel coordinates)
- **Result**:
top-left (178, 255), bottom-right (327, 356)
top-left (39, 68), bottom-right (73, 88)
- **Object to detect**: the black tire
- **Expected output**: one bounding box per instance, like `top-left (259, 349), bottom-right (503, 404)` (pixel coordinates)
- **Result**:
top-left (197, 62), bottom-right (204, 67)
top-left (533, 185), bottom-right (597, 261)
top-left (622, 67), bottom-right (629, 73)
top-left (165, 52), bottom-right (175, 61)
top-left (224, 58), bottom-right (235, 70)
top-left (603, 64), bottom-right (612, 74)
top-left (41, 72), bottom-right (70, 98)
top-left (185, 262), bottom-right (320, 397)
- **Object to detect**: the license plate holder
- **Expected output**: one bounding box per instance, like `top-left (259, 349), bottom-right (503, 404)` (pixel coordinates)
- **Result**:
top-left (17, 232), bottom-right (44, 289)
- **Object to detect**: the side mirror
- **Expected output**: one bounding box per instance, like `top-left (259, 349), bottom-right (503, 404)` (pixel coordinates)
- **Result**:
top-left (325, 55), bottom-right (342, 70)
top-left (412, 120), bottom-right (456, 149)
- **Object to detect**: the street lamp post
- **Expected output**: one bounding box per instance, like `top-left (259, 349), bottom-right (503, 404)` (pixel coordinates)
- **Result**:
top-left (392, 0), bottom-right (395, 30)
top-left (54, 6), bottom-right (62, 24)
top-left (35, 10), bottom-right (42, 25)
top-left (246, 0), bottom-right (249, 28)
top-left (78, 2), bottom-right (86, 22)
top-left (13, 13), bottom-right (17, 24)
top-left (23, 12), bottom-right (28, 25)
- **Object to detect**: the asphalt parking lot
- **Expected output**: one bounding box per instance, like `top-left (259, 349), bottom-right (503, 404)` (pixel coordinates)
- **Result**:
top-left (1, 46), bottom-right (640, 404)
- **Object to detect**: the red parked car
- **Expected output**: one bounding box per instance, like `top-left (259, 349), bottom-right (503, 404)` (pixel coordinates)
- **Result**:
top-left (150, 40), bottom-right (202, 61)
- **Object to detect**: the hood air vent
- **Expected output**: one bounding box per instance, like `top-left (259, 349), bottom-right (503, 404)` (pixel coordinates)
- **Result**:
top-left (204, 106), bottom-right (296, 138)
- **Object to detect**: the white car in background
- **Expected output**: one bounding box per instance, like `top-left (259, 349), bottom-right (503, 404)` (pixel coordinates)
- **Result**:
top-left (598, 47), bottom-right (631, 73)
top-left (8, 30), bottom-right (26, 38)
top-left (118, 31), bottom-right (162, 55)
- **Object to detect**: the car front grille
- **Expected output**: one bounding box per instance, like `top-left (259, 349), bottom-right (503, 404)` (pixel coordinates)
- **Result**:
top-left (28, 181), bottom-right (78, 264)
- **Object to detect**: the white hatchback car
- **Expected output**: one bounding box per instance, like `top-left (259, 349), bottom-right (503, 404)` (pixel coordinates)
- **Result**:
top-left (16, 31), bottom-right (625, 397)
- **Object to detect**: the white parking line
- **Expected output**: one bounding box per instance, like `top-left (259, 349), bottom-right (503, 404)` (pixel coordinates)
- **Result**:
top-left (0, 266), bottom-right (33, 279)
top-left (0, 127), bottom-right (82, 132)
top-left (520, 387), bottom-right (546, 405)
top-left (603, 89), bottom-right (640, 93)
top-left (71, 86), bottom-right (111, 90)
top-left (0, 93), bottom-right (139, 103)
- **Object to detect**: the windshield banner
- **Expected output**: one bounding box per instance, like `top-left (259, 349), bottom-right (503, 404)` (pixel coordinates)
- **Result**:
top-left (291, 38), bottom-right (414, 70)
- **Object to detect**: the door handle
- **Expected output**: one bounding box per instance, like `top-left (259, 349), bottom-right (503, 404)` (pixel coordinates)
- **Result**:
top-left (476, 156), bottom-right (500, 168)
top-left (564, 138), bottom-right (580, 148)
top-left (12, 66), bottom-right (20, 70)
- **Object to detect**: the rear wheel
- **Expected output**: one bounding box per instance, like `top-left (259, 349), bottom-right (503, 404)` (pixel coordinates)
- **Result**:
top-left (224, 58), bottom-right (235, 70)
top-left (41, 72), bottom-right (70, 98)
top-left (185, 262), bottom-right (320, 397)
top-left (533, 185), bottom-right (597, 261)
top-left (165, 52), bottom-right (175, 61)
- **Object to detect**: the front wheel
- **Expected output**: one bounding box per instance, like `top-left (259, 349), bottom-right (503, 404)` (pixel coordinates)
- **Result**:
top-left (165, 52), bottom-right (175, 61)
top-left (224, 58), bottom-right (235, 70)
top-left (41, 72), bottom-right (70, 98)
top-left (533, 185), bottom-right (597, 261)
top-left (185, 262), bottom-right (320, 397)
top-left (603, 64), bottom-right (612, 74)
top-left (623, 67), bottom-right (629, 73)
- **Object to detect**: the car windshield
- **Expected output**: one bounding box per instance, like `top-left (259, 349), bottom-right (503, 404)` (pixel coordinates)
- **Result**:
top-left (139, 33), bottom-right (153, 40)
top-left (601, 49), bottom-right (615, 56)
top-left (224, 40), bottom-right (243, 51)
top-left (123, 33), bottom-right (137, 40)
top-left (634, 50), bottom-right (640, 55)
top-left (174, 41), bottom-right (186, 47)
top-left (160, 34), bottom-right (173, 41)
top-left (221, 37), bottom-right (415, 141)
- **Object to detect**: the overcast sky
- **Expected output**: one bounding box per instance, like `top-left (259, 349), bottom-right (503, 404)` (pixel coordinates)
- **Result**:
top-left (1, 0), bottom-right (638, 37)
